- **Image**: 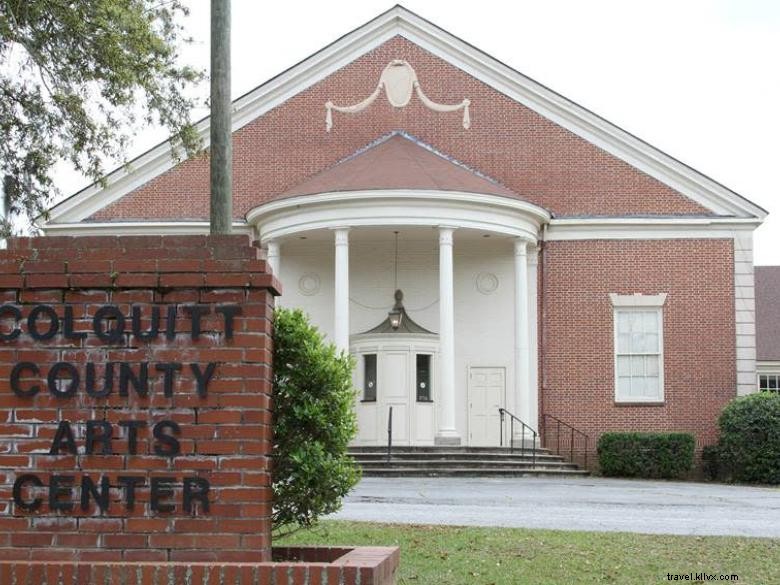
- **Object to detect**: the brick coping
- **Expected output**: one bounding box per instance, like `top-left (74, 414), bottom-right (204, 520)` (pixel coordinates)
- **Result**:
top-left (0, 546), bottom-right (400, 584)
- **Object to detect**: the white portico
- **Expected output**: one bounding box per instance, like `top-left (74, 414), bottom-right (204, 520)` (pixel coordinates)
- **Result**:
top-left (247, 135), bottom-right (549, 446)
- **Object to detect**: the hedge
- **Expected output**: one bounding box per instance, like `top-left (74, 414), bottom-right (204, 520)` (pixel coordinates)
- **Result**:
top-left (711, 392), bottom-right (780, 484)
top-left (597, 432), bottom-right (695, 479)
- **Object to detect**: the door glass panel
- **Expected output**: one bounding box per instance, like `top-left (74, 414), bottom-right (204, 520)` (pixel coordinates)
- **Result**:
top-left (363, 354), bottom-right (377, 401)
top-left (416, 354), bottom-right (431, 401)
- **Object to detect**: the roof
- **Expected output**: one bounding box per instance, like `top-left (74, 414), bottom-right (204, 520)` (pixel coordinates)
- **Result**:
top-left (282, 133), bottom-right (519, 199)
top-left (756, 266), bottom-right (780, 361)
top-left (44, 4), bottom-right (767, 226)
top-left (360, 290), bottom-right (436, 335)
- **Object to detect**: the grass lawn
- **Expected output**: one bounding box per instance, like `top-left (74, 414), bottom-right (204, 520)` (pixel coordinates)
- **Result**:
top-left (277, 520), bottom-right (780, 584)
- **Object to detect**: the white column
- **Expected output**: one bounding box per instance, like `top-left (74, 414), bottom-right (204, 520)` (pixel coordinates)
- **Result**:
top-left (333, 228), bottom-right (350, 352)
top-left (265, 240), bottom-right (280, 276)
top-left (527, 247), bottom-right (539, 433)
top-left (514, 239), bottom-right (531, 432)
top-left (436, 227), bottom-right (460, 445)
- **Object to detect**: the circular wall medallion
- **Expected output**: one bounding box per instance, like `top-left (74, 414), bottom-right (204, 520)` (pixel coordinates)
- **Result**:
top-left (475, 272), bottom-right (499, 295)
top-left (298, 273), bottom-right (321, 296)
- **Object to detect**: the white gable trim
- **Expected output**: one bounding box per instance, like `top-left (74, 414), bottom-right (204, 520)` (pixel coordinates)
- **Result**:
top-left (45, 6), bottom-right (766, 225)
top-left (544, 217), bottom-right (761, 241)
top-left (43, 221), bottom-right (252, 236)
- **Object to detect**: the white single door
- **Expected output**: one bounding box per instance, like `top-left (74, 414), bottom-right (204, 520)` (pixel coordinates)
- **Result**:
top-left (468, 367), bottom-right (506, 446)
top-left (381, 351), bottom-right (410, 445)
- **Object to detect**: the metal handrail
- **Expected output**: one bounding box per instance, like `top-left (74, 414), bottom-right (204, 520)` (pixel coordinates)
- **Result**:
top-left (386, 406), bottom-right (393, 463)
top-left (498, 408), bottom-right (538, 469)
top-left (542, 413), bottom-right (590, 469)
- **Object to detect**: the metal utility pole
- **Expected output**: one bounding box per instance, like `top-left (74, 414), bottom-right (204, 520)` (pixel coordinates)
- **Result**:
top-left (210, 0), bottom-right (232, 234)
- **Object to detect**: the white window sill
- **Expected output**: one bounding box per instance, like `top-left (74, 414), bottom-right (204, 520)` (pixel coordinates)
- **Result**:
top-left (614, 400), bottom-right (665, 407)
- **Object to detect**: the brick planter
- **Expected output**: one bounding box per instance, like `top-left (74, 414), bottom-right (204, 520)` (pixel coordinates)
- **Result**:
top-left (0, 546), bottom-right (400, 584)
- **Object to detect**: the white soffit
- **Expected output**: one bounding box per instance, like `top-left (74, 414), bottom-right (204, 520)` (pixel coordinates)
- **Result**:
top-left (45, 5), bottom-right (767, 225)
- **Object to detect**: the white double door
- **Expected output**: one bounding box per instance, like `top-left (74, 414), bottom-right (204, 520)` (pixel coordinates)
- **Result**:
top-left (356, 348), bottom-right (436, 446)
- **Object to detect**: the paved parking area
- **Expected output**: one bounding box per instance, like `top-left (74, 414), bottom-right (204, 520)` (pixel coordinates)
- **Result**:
top-left (329, 477), bottom-right (780, 537)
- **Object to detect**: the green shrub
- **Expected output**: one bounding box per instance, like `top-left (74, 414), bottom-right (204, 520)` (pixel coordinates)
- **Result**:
top-left (597, 432), bottom-right (695, 479)
top-left (701, 444), bottom-right (720, 481)
top-left (271, 308), bottom-right (360, 535)
top-left (716, 392), bottom-right (780, 484)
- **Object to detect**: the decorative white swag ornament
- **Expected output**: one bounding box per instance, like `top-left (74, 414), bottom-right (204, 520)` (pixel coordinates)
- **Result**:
top-left (325, 60), bottom-right (471, 131)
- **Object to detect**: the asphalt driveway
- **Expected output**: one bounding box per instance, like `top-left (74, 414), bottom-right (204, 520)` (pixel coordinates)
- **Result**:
top-left (329, 477), bottom-right (780, 537)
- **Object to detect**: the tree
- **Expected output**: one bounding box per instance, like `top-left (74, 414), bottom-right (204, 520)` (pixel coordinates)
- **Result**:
top-left (271, 308), bottom-right (360, 535)
top-left (0, 0), bottom-right (203, 233)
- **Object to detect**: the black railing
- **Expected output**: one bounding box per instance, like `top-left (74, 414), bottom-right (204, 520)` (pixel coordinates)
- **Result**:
top-left (542, 413), bottom-right (589, 469)
top-left (498, 408), bottom-right (537, 469)
top-left (386, 406), bottom-right (393, 463)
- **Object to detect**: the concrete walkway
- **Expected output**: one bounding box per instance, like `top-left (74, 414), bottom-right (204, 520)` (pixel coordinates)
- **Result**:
top-left (329, 477), bottom-right (780, 537)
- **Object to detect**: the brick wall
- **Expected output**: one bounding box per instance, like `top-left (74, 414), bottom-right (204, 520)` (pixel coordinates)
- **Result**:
top-left (540, 239), bottom-right (736, 459)
top-left (0, 235), bottom-right (280, 563)
top-left (92, 36), bottom-right (708, 221)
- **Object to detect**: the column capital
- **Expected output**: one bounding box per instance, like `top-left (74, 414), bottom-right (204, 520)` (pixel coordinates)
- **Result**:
top-left (514, 238), bottom-right (528, 256)
top-left (438, 226), bottom-right (456, 245)
top-left (264, 240), bottom-right (281, 277)
top-left (527, 246), bottom-right (539, 266)
top-left (333, 228), bottom-right (350, 246)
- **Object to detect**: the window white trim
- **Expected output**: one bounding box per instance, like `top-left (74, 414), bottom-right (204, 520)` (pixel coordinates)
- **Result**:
top-left (758, 372), bottom-right (780, 393)
top-left (757, 361), bottom-right (780, 393)
top-left (609, 292), bottom-right (668, 308)
top-left (611, 294), bottom-right (666, 404)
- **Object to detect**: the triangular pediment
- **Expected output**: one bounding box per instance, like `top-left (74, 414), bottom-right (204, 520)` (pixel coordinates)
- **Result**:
top-left (45, 5), bottom-right (766, 228)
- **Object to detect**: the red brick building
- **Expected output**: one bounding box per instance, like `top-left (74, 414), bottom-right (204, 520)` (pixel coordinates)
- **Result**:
top-left (43, 7), bottom-right (765, 456)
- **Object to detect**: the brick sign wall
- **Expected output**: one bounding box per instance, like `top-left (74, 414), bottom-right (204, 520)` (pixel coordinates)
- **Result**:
top-left (0, 235), bottom-right (280, 563)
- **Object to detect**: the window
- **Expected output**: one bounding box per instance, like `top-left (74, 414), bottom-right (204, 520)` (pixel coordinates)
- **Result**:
top-left (416, 354), bottom-right (432, 401)
top-left (610, 294), bottom-right (666, 403)
top-left (759, 374), bottom-right (780, 393)
top-left (363, 354), bottom-right (377, 401)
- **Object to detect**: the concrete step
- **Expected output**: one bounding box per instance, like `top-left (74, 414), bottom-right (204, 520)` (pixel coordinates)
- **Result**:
top-left (348, 446), bottom-right (589, 478)
top-left (350, 452), bottom-right (567, 463)
top-left (359, 467), bottom-right (591, 478)
top-left (349, 446), bottom-right (553, 455)
top-left (358, 459), bottom-right (579, 470)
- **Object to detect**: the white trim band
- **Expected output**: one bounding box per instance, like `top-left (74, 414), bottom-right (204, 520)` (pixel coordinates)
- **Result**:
top-left (545, 217), bottom-right (761, 241)
top-left (247, 190), bottom-right (549, 243)
top-left (43, 221), bottom-right (252, 236)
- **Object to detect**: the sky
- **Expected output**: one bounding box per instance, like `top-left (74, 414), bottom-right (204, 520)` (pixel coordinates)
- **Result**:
top-left (53, 0), bottom-right (780, 264)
